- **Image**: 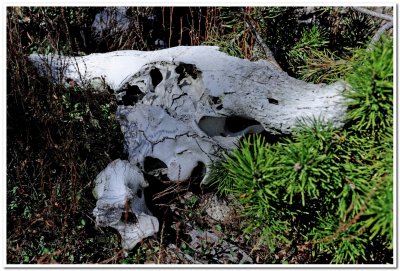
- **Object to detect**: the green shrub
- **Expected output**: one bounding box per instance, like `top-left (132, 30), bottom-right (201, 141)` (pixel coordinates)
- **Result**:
top-left (286, 25), bottom-right (352, 83)
top-left (208, 37), bottom-right (393, 263)
top-left (283, 8), bottom-right (380, 83)
top-left (344, 36), bottom-right (393, 137)
top-left (209, 135), bottom-right (289, 250)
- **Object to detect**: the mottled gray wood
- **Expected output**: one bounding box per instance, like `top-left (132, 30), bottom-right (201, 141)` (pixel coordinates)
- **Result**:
top-left (29, 46), bottom-right (347, 250)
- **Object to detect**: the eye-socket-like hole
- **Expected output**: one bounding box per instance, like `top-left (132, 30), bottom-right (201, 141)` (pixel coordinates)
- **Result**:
top-left (144, 156), bottom-right (168, 173)
top-left (210, 96), bottom-right (220, 104)
top-left (137, 189), bottom-right (142, 198)
top-left (197, 116), bottom-right (226, 137)
top-left (150, 68), bottom-right (163, 88)
top-left (268, 98), bottom-right (279, 105)
top-left (120, 85), bottom-right (144, 106)
top-left (175, 63), bottom-right (199, 83)
top-left (225, 116), bottom-right (262, 133)
top-left (198, 115), bottom-right (264, 137)
top-left (210, 96), bottom-right (223, 110)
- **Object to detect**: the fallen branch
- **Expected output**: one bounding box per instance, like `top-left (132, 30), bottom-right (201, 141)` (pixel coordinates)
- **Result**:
top-left (352, 7), bottom-right (393, 49)
top-left (369, 21), bottom-right (393, 48)
top-left (352, 7), bottom-right (392, 21)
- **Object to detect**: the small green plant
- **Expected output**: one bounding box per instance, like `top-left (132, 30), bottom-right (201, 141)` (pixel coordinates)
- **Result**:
top-left (287, 25), bottom-right (329, 63)
top-left (283, 8), bottom-right (381, 84)
top-left (286, 25), bottom-right (351, 83)
top-left (187, 195), bottom-right (199, 208)
top-left (100, 104), bottom-right (112, 120)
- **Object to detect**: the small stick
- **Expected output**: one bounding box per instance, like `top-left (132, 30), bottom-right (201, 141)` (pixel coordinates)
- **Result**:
top-left (245, 18), bottom-right (282, 70)
top-left (169, 7), bottom-right (173, 48)
top-left (369, 21), bottom-right (393, 48)
top-left (179, 16), bottom-right (183, 46)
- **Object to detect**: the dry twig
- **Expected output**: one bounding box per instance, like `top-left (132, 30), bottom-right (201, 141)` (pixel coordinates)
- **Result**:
top-left (352, 7), bottom-right (392, 21)
top-left (245, 17), bottom-right (282, 70)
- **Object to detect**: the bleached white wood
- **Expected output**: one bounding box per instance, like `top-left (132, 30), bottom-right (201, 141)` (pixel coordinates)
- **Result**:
top-left (29, 47), bottom-right (347, 250)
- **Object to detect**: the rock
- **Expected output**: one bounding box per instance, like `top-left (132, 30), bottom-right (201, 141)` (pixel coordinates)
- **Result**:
top-left (204, 195), bottom-right (232, 222)
top-left (187, 229), bottom-right (253, 264)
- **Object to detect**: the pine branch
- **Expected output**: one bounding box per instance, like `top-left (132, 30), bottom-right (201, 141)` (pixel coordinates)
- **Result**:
top-left (303, 173), bottom-right (387, 246)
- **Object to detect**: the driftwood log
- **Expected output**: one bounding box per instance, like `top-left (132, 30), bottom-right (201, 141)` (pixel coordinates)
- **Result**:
top-left (29, 46), bottom-right (347, 250)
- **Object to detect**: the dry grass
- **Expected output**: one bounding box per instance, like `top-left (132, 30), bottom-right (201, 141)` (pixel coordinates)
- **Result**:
top-left (6, 6), bottom-right (244, 264)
